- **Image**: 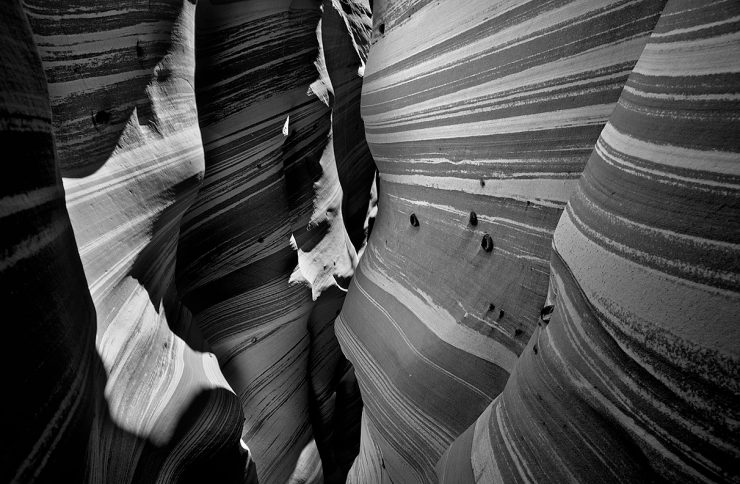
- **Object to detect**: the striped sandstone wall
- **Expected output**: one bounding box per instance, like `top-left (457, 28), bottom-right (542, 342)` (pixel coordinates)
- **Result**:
top-left (24, 1), bottom-right (246, 482)
top-left (338, 0), bottom-right (672, 481)
top-left (439, 1), bottom-right (740, 482)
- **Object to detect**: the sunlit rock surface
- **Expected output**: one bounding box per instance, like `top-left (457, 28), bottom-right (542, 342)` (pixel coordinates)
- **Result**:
top-left (23, 1), bottom-right (245, 482)
top-left (336, 0), bottom-right (668, 481)
top-left (439, 1), bottom-right (740, 482)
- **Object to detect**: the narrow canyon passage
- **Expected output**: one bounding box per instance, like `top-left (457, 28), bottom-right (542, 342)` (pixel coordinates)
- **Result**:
top-left (176, 1), bottom-right (374, 482)
top-left (2, 0), bottom-right (738, 483)
top-left (6, 0), bottom-right (375, 482)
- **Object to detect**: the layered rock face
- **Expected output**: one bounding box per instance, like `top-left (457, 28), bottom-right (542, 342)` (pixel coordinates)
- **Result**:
top-left (176, 1), bottom-right (373, 482)
top-left (2, 3), bottom-right (98, 481)
top-left (10, 0), bottom-right (374, 482)
top-left (10, 0), bottom-right (374, 481)
top-left (439, 1), bottom-right (740, 481)
top-left (336, 0), bottom-right (739, 482)
top-left (337, 0), bottom-right (669, 481)
top-left (4, 0), bottom-right (739, 482)
top-left (23, 1), bottom-right (246, 482)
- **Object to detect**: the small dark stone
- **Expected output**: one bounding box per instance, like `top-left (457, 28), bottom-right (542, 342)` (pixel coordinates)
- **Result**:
top-left (257, 236), bottom-right (264, 243)
top-left (498, 309), bottom-right (505, 319)
top-left (533, 344), bottom-right (538, 355)
top-left (540, 305), bottom-right (555, 324)
top-left (409, 213), bottom-right (419, 227)
top-left (480, 178), bottom-right (486, 187)
top-left (481, 233), bottom-right (493, 252)
top-left (378, 23), bottom-right (385, 34)
top-left (93, 110), bottom-right (111, 125)
top-left (488, 303), bottom-right (495, 312)
top-left (514, 328), bottom-right (523, 337)
top-left (136, 41), bottom-right (144, 58)
top-left (469, 211), bottom-right (478, 226)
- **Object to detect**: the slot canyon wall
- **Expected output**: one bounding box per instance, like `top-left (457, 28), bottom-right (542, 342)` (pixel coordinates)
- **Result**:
top-left (2, 0), bottom-right (738, 483)
top-left (338, 0), bottom-right (739, 482)
top-left (176, 1), bottom-right (373, 482)
top-left (2, 3), bottom-right (99, 482)
top-left (338, 0), bottom-right (666, 481)
top-left (5, 0), bottom-right (374, 483)
top-left (23, 1), bottom-right (246, 481)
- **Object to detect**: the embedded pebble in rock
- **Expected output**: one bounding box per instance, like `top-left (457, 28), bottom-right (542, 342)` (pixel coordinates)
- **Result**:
top-left (337, 0), bottom-right (667, 481)
top-left (439, 1), bottom-right (740, 482)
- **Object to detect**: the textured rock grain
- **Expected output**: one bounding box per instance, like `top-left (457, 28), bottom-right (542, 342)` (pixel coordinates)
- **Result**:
top-left (6, 0), bottom-right (738, 482)
top-left (176, 1), bottom-right (372, 482)
top-left (23, 1), bottom-right (246, 481)
top-left (337, 0), bottom-right (667, 481)
top-left (439, 1), bottom-right (740, 482)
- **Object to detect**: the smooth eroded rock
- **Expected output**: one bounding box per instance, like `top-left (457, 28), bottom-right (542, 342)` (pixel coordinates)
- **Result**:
top-left (439, 1), bottom-right (740, 482)
top-left (1, 2), bottom-right (98, 481)
top-left (176, 1), bottom-right (372, 482)
top-left (24, 1), bottom-right (246, 481)
top-left (338, 0), bottom-right (666, 481)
